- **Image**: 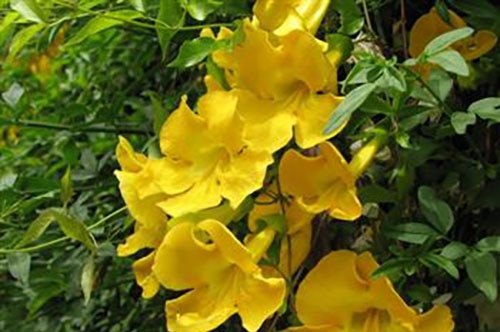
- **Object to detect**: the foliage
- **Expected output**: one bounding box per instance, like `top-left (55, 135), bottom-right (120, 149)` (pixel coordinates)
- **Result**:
top-left (0, 0), bottom-right (499, 331)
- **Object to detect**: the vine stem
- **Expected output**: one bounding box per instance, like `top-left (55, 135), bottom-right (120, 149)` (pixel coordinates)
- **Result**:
top-left (52, 0), bottom-right (231, 32)
top-left (0, 206), bottom-right (127, 254)
top-left (1, 119), bottom-right (153, 136)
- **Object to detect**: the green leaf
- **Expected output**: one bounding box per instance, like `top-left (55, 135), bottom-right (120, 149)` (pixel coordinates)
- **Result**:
top-left (468, 97), bottom-right (500, 122)
top-left (332, 0), bottom-right (364, 35)
top-left (7, 252), bottom-right (31, 286)
top-left (451, 112), bottom-right (476, 134)
top-left (16, 210), bottom-right (54, 248)
top-left (476, 237), bottom-right (500, 253)
top-left (375, 67), bottom-right (407, 92)
top-left (48, 209), bottom-right (96, 252)
top-left (418, 186), bottom-right (454, 234)
top-left (385, 222), bottom-right (440, 244)
top-left (168, 37), bottom-right (219, 68)
top-left (2, 82), bottom-right (24, 108)
top-left (28, 282), bottom-right (66, 316)
top-left (358, 184), bottom-right (397, 203)
top-left (426, 68), bottom-right (453, 103)
top-left (325, 33), bottom-right (354, 65)
top-left (0, 169), bottom-right (17, 190)
top-left (60, 166), bottom-right (73, 208)
top-left (419, 253), bottom-right (459, 279)
top-left (359, 94), bottom-right (394, 115)
top-left (441, 242), bottom-right (469, 260)
top-left (0, 12), bottom-right (19, 35)
top-left (423, 27), bottom-right (474, 55)
top-left (17, 208), bottom-right (96, 251)
top-left (427, 50), bottom-right (469, 76)
top-left (128, 0), bottom-right (144, 11)
top-left (180, 0), bottom-right (222, 20)
top-left (371, 258), bottom-right (411, 279)
top-left (65, 10), bottom-right (143, 46)
top-left (10, 0), bottom-right (46, 23)
top-left (206, 56), bottom-right (230, 90)
top-left (6, 23), bottom-right (45, 63)
top-left (323, 83), bottom-right (376, 135)
top-left (156, 0), bottom-right (184, 58)
top-left (465, 251), bottom-right (498, 302)
top-left (81, 255), bottom-right (95, 305)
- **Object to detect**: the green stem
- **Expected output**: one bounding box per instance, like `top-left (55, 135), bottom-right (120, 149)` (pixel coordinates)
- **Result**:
top-left (3, 119), bottom-right (152, 136)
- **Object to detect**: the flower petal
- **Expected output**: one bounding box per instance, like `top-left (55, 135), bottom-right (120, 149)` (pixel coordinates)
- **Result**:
top-left (294, 93), bottom-right (345, 149)
top-left (198, 219), bottom-right (257, 273)
top-left (165, 285), bottom-right (238, 332)
top-left (295, 250), bottom-right (372, 326)
top-left (459, 30), bottom-right (498, 61)
top-left (157, 174), bottom-right (222, 216)
top-left (323, 185), bottom-right (362, 220)
top-left (197, 90), bottom-right (246, 155)
top-left (132, 251), bottom-right (160, 298)
top-left (235, 89), bottom-right (295, 152)
top-left (115, 169), bottom-right (168, 230)
top-left (218, 149), bottom-right (273, 209)
top-left (409, 8), bottom-right (467, 58)
top-left (153, 222), bottom-right (230, 290)
top-left (253, 0), bottom-right (301, 31)
top-left (279, 221), bottom-right (312, 276)
top-left (280, 30), bottom-right (336, 93)
top-left (355, 252), bottom-right (418, 323)
top-left (117, 223), bottom-right (165, 256)
top-left (116, 136), bottom-right (147, 172)
top-left (286, 325), bottom-right (341, 332)
top-left (160, 95), bottom-right (215, 162)
top-left (237, 271), bottom-right (287, 332)
top-left (415, 305), bottom-right (454, 332)
top-left (231, 21), bottom-right (287, 99)
top-left (279, 149), bottom-right (329, 199)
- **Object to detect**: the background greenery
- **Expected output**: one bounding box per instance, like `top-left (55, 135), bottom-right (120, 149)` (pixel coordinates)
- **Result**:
top-left (0, 0), bottom-right (499, 331)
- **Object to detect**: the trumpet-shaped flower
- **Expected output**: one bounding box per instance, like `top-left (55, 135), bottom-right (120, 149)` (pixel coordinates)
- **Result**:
top-left (286, 250), bottom-right (454, 332)
top-left (248, 184), bottom-right (314, 276)
top-left (152, 219), bottom-right (286, 332)
top-left (152, 90), bottom-right (274, 216)
top-left (409, 7), bottom-right (497, 60)
top-left (279, 142), bottom-right (362, 220)
top-left (211, 21), bottom-right (344, 150)
top-left (115, 137), bottom-right (168, 298)
top-left (253, 0), bottom-right (330, 36)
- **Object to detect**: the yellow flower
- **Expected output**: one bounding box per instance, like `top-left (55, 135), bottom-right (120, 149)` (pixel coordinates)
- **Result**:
top-left (152, 219), bottom-right (286, 332)
top-left (253, 0), bottom-right (330, 36)
top-left (248, 184), bottom-right (314, 276)
top-left (212, 21), bottom-right (344, 150)
top-left (279, 142), bottom-right (361, 220)
top-left (286, 250), bottom-right (454, 332)
top-left (114, 137), bottom-right (169, 298)
top-left (153, 91), bottom-right (274, 216)
top-left (409, 7), bottom-right (497, 60)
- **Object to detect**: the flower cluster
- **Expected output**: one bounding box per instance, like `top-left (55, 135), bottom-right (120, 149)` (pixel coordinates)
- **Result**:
top-left (115, 1), bottom-right (456, 331)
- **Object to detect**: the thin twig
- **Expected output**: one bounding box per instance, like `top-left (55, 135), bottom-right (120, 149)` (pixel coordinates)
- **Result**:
top-left (400, 0), bottom-right (408, 58)
top-left (361, 0), bottom-right (375, 35)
